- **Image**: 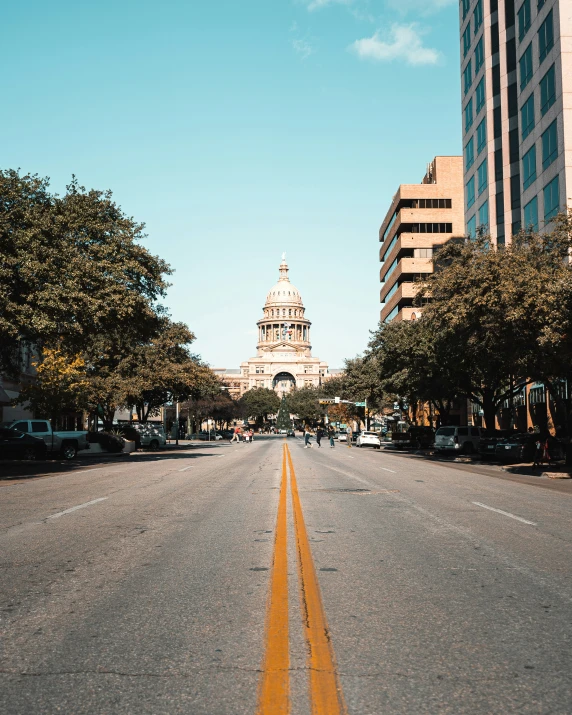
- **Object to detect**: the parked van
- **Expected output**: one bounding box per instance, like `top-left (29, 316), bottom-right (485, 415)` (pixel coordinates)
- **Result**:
top-left (434, 426), bottom-right (483, 454)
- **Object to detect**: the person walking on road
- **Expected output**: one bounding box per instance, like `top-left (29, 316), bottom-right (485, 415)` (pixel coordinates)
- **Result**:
top-left (316, 427), bottom-right (323, 448)
top-left (328, 426), bottom-right (335, 448)
top-left (248, 428), bottom-right (254, 444)
top-left (346, 424), bottom-right (352, 448)
top-left (230, 426), bottom-right (241, 444)
top-left (304, 425), bottom-right (313, 448)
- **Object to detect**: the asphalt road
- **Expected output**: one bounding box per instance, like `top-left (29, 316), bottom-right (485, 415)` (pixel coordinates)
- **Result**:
top-left (1, 436), bottom-right (571, 714)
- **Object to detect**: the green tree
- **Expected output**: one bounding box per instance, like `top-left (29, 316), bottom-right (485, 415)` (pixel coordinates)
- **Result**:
top-left (286, 386), bottom-right (324, 424)
top-left (16, 348), bottom-right (89, 423)
top-left (0, 170), bottom-right (170, 376)
top-left (275, 396), bottom-right (292, 431)
top-left (239, 387), bottom-right (280, 426)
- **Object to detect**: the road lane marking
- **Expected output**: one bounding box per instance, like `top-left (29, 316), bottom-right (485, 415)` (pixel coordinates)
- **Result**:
top-left (472, 502), bottom-right (537, 525)
top-left (286, 444), bottom-right (348, 715)
top-left (382, 468), bottom-right (396, 473)
top-left (256, 446), bottom-right (290, 714)
top-left (46, 497), bottom-right (108, 520)
top-left (179, 466), bottom-right (192, 472)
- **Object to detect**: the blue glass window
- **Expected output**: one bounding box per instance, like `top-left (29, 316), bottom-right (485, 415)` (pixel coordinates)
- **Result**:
top-left (475, 77), bottom-right (485, 113)
top-left (521, 94), bottom-right (535, 140)
top-left (475, 36), bottom-right (484, 73)
top-left (462, 0), bottom-right (471, 21)
top-left (478, 200), bottom-right (489, 229)
top-left (543, 175), bottom-right (559, 222)
top-left (467, 215), bottom-right (476, 238)
top-left (524, 196), bottom-right (538, 231)
top-left (540, 64), bottom-right (556, 115)
top-left (539, 10), bottom-right (554, 64)
top-left (476, 118), bottom-right (487, 155)
top-left (467, 176), bottom-right (476, 208)
top-left (477, 159), bottom-right (488, 195)
top-left (519, 44), bottom-right (533, 91)
top-left (541, 120), bottom-right (557, 170)
top-left (474, 0), bottom-right (483, 35)
top-left (465, 136), bottom-right (475, 170)
top-left (522, 145), bottom-right (537, 190)
top-left (518, 0), bottom-right (531, 42)
top-left (465, 98), bottom-right (474, 132)
top-left (463, 25), bottom-right (471, 58)
top-left (464, 60), bottom-right (473, 96)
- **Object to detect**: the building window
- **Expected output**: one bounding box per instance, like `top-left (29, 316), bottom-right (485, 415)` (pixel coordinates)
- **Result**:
top-left (384, 305), bottom-right (399, 323)
top-left (467, 176), bottom-right (476, 208)
top-left (522, 144), bottom-right (537, 190)
top-left (411, 198), bottom-right (452, 208)
top-left (304, 365), bottom-right (313, 374)
top-left (474, 36), bottom-right (484, 73)
top-left (523, 196), bottom-right (538, 231)
top-left (463, 60), bottom-right (473, 95)
top-left (462, 0), bottom-right (471, 21)
top-left (465, 136), bottom-right (475, 170)
top-left (475, 77), bottom-right (485, 113)
top-left (520, 94), bottom-right (535, 140)
top-left (543, 174), bottom-right (560, 222)
top-left (404, 223), bottom-right (453, 233)
top-left (517, 0), bottom-right (531, 42)
top-left (519, 43), bottom-right (533, 90)
top-left (464, 97), bottom-right (474, 132)
top-left (478, 200), bottom-right (489, 229)
top-left (467, 214), bottom-right (477, 238)
top-left (540, 64), bottom-right (556, 115)
top-left (538, 10), bottom-right (554, 64)
top-left (463, 24), bottom-right (471, 57)
top-left (541, 120), bottom-right (557, 170)
top-left (476, 118), bottom-right (487, 154)
top-left (474, 0), bottom-right (483, 34)
top-left (530, 384), bottom-right (546, 404)
top-left (255, 365), bottom-right (265, 374)
top-left (477, 158), bottom-right (488, 195)
top-left (413, 248), bottom-right (433, 258)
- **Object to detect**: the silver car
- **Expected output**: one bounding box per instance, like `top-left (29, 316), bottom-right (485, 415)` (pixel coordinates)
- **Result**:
top-left (434, 426), bottom-right (483, 455)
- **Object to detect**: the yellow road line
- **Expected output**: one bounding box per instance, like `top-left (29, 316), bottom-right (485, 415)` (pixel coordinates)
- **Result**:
top-left (256, 445), bottom-right (290, 714)
top-left (286, 444), bottom-right (348, 715)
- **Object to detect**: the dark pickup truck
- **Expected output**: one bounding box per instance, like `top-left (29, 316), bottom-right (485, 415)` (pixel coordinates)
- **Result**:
top-left (391, 426), bottom-right (435, 450)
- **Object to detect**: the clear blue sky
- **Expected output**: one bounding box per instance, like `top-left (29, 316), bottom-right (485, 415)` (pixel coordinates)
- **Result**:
top-left (3, 0), bottom-right (461, 369)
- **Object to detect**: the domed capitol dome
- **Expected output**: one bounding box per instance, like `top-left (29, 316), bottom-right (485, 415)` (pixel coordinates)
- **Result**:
top-left (214, 255), bottom-right (329, 396)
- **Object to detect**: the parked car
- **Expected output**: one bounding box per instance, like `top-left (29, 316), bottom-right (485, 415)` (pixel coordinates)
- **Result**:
top-left (495, 433), bottom-right (564, 463)
top-left (132, 423), bottom-right (167, 450)
top-left (199, 431), bottom-right (222, 441)
top-left (478, 430), bottom-right (516, 458)
top-left (287, 430), bottom-right (295, 437)
top-left (338, 430), bottom-right (348, 443)
top-left (0, 428), bottom-right (48, 460)
top-left (392, 426), bottom-right (435, 450)
top-left (355, 431), bottom-right (381, 449)
top-left (1, 419), bottom-right (89, 460)
top-left (434, 426), bottom-right (484, 454)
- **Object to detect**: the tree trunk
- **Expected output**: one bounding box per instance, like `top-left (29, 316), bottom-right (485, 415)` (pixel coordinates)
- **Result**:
top-left (482, 390), bottom-right (497, 431)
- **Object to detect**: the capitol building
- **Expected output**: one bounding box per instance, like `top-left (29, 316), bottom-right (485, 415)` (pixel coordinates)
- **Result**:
top-left (214, 256), bottom-right (332, 396)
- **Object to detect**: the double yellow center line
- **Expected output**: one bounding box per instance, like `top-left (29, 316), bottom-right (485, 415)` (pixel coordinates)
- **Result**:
top-left (257, 443), bottom-right (347, 715)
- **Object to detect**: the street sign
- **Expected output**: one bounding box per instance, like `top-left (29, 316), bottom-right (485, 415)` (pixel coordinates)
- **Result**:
top-left (319, 399), bottom-right (336, 405)
top-left (355, 401), bottom-right (366, 407)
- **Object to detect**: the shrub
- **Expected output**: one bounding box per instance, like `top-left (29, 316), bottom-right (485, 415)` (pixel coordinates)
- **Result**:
top-left (87, 431), bottom-right (125, 453)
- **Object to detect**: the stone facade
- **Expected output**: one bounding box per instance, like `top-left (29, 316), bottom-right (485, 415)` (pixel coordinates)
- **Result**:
top-left (214, 257), bottom-right (329, 396)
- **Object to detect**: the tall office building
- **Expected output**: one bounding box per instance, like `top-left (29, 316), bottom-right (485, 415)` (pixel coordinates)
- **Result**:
top-left (459, 0), bottom-right (570, 242)
top-left (378, 156), bottom-right (464, 323)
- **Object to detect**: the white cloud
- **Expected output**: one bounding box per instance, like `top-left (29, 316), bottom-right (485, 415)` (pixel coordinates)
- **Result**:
top-left (386, 0), bottom-right (455, 14)
top-left (292, 38), bottom-right (315, 59)
top-left (350, 24), bottom-right (440, 66)
top-left (306, 0), bottom-right (354, 11)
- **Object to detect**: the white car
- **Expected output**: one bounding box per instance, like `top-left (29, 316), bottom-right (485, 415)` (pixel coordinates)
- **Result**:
top-left (356, 431), bottom-right (381, 449)
top-left (338, 431), bottom-right (348, 442)
top-left (434, 426), bottom-right (483, 454)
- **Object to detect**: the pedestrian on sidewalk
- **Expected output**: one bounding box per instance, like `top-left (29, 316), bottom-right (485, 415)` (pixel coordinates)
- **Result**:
top-left (542, 437), bottom-right (552, 466)
top-left (304, 425), bottom-right (313, 448)
top-left (532, 437), bottom-right (543, 468)
top-left (248, 428), bottom-right (254, 444)
top-left (316, 427), bottom-right (323, 448)
top-left (328, 426), bottom-right (335, 448)
top-left (346, 424), bottom-right (352, 448)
